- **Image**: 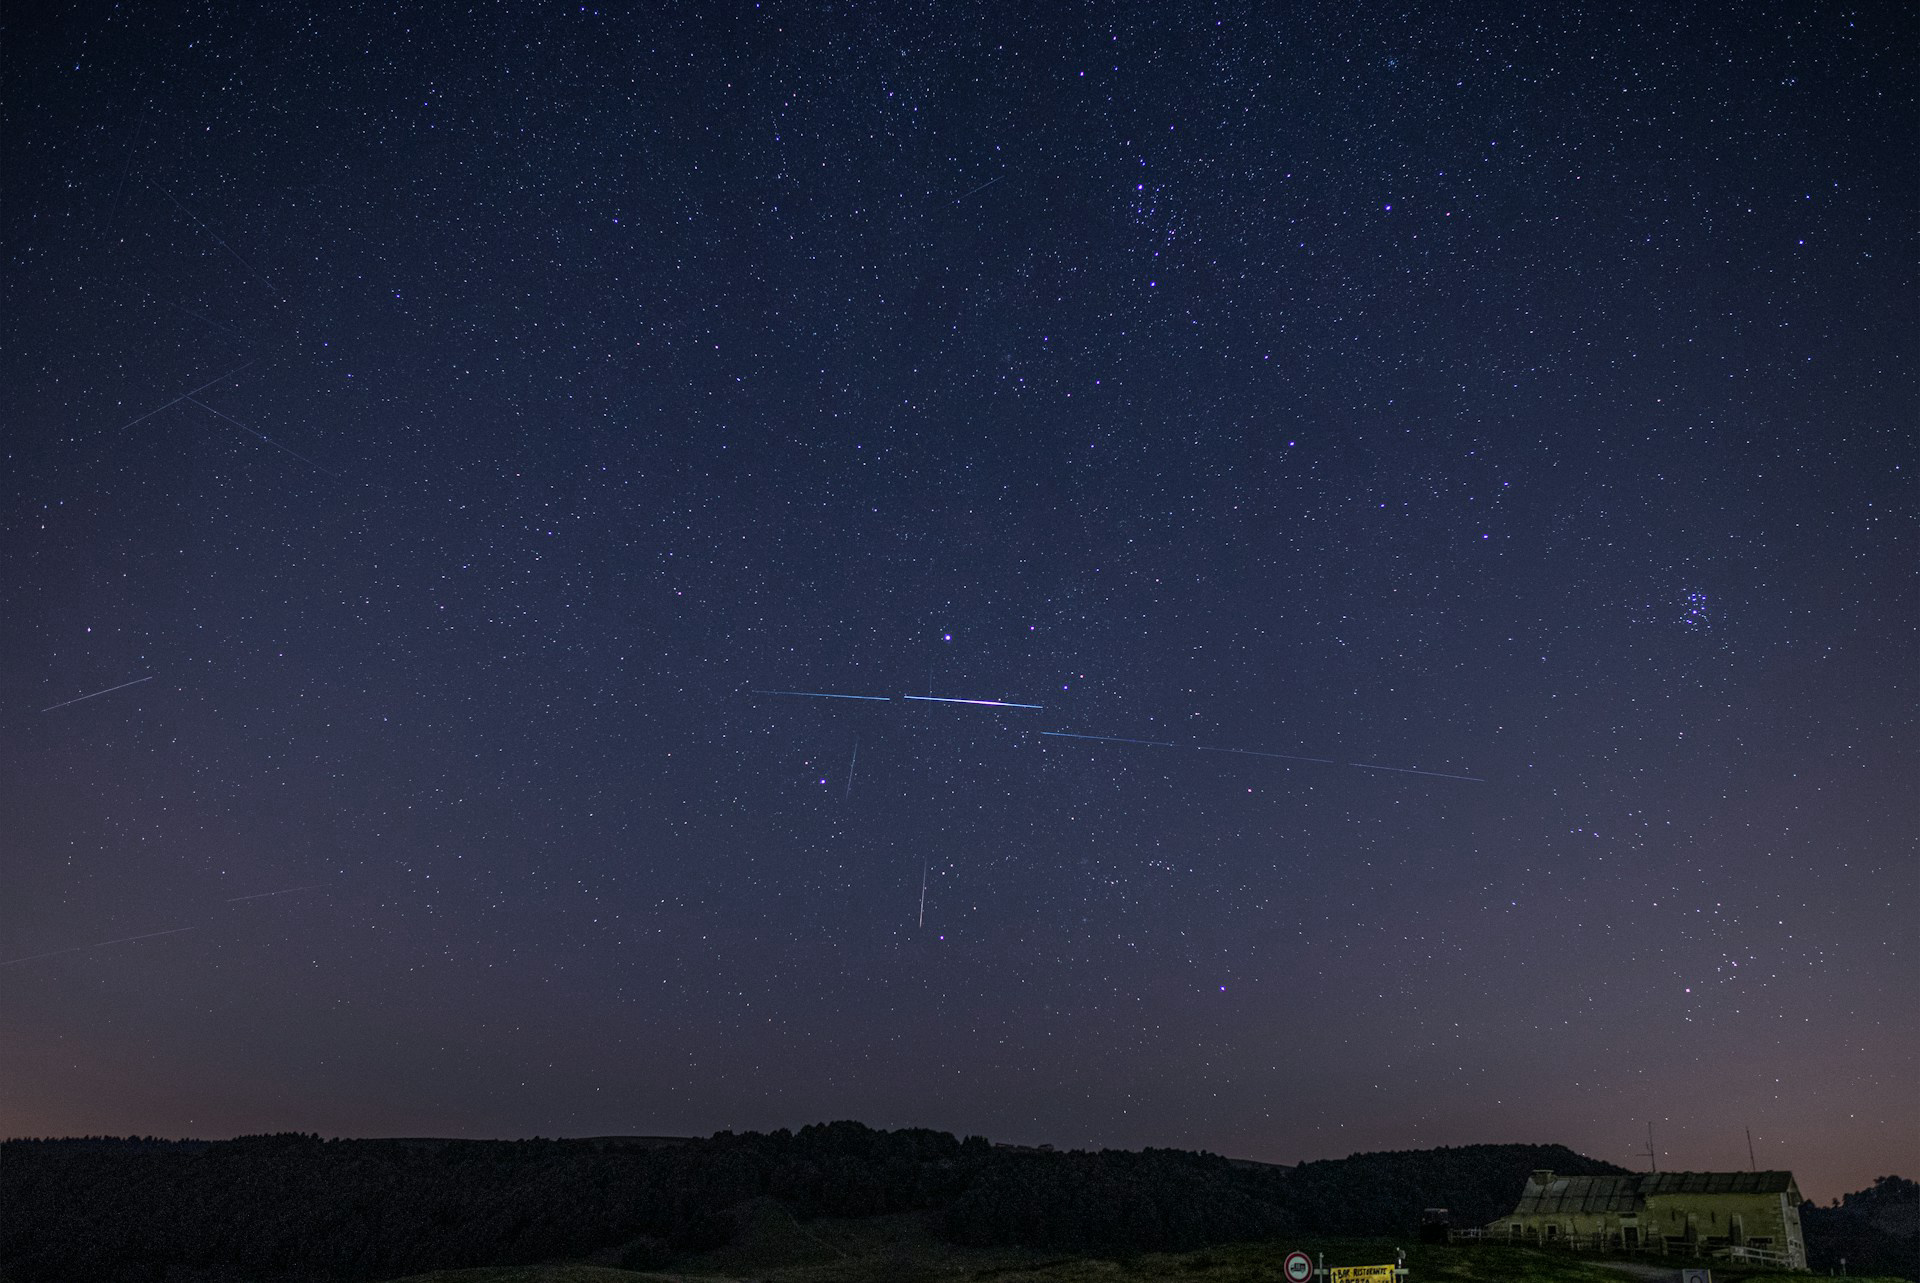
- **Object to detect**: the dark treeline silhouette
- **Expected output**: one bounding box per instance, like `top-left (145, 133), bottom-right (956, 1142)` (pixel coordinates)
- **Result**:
top-left (942, 1146), bottom-right (1293, 1251)
top-left (1285, 1143), bottom-right (1627, 1235)
top-left (1801, 1175), bottom-right (1920, 1278)
top-left (2, 1126), bottom-right (1905, 1282)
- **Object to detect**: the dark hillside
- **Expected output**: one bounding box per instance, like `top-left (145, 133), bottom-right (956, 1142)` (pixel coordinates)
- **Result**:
top-left (1802, 1176), bottom-right (1920, 1279)
top-left (12, 1127), bottom-right (1888, 1283)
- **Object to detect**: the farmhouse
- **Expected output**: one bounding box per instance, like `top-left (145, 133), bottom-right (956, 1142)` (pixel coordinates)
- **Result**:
top-left (1487, 1169), bottom-right (1806, 1268)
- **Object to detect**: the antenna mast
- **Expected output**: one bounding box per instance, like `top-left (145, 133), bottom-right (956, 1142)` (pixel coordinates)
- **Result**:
top-left (1644, 1122), bottom-right (1657, 1173)
top-left (1747, 1126), bottom-right (1757, 1172)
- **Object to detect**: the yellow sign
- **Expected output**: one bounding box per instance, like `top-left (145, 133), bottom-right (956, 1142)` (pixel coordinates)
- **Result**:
top-left (1330, 1267), bottom-right (1397, 1283)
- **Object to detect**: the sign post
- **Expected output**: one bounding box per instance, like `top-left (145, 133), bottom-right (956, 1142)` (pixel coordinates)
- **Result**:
top-left (1282, 1250), bottom-right (1314, 1282)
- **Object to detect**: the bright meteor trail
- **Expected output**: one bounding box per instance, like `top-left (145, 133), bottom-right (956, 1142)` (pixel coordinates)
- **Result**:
top-left (754, 689), bottom-right (892, 702)
top-left (902, 695), bottom-right (1044, 709)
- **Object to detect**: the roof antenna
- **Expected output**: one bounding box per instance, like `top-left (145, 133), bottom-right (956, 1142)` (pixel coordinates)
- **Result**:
top-left (1746, 1126), bottom-right (1757, 1172)
top-left (1644, 1122), bottom-right (1657, 1173)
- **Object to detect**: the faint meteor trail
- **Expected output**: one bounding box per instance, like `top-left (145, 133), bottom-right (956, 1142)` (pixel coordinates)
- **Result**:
top-left (1042, 730), bottom-right (1173, 747)
top-left (1197, 744), bottom-right (1335, 765)
top-left (39, 675), bottom-right (154, 713)
top-left (185, 396), bottom-right (338, 476)
top-left (755, 689), bottom-right (891, 702)
top-left (0, 926), bottom-right (197, 969)
top-left (224, 886), bottom-right (317, 902)
top-left (954, 175), bottom-right (1003, 202)
top-left (1349, 761), bottom-right (1486, 783)
top-left (1047, 729), bottom-right (1482, 782)
top-left (112, 360), bottom-right (258, 432)
top-left (918, 859), bottom-right (928, 928)
top-left (156, 183), bottom-right (280, 297)
top-left (903, 695), bottom-right (1044, 709)
top-left (758, 687), bottom-right (1486, 783)
top-left (4, 883), bottom-right (321, 968)
top-left (103, 101), bottom-right (147, 235)
top-left (163, 299), bottom-right (247, 340)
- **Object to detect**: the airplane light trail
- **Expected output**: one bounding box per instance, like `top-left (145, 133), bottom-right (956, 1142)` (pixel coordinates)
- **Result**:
top-left (0, 925), bottom-right (198, 969)
top-left (754, 689), bottom-right (891, 702)
top-left (1041, 730), bottom-right (1174, 747)
top-left (40, 675), bottom-right (154, 713)
top-left (1349, 761), bottom-right (1486, 783)
top-left (903, 695), bottom-right (1044, 709)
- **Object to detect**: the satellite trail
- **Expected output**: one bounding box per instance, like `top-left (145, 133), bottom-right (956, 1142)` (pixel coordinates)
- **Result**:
top-left (754, 689), bottom-right (891, 702)
top-left (40, 675), bottom-right (154, 713)
top-left (903, 695), bottom-right (1044, 709)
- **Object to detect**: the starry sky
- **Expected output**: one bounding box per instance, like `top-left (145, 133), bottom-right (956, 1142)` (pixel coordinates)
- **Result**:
top-left (3, 1), bottom-right (1913, 1203)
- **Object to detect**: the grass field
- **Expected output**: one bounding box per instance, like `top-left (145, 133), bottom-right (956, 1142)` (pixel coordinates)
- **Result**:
top-left (385, 1208), bottom-right (1913, 1283)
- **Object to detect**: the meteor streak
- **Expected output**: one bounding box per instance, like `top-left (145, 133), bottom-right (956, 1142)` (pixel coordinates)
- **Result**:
top-left (185, 396), bottom-right (338, 476)
top-left (40, 675), bottom-right (154, 713)
top-left (754, 689), bottom-right (891, 702)
top-left (1349, 761), bottom-right (1486, 782)
top-left (1041, 730), bottom-right (1174, 747)
top-left (111, 360), bottom-right (257, 433)
top-left (224, 886), bottom-right (318, 902)
top-left (903, 695), bottom-right (1044, 709)
top-left (1197, 744), bottom-right (1335, 765)
top-left (0, 925), bottom-right (197, 969)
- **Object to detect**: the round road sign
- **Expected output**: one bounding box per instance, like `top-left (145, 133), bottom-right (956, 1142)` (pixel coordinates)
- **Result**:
top-left (1283, 1250), bottom-right (1314, 1282)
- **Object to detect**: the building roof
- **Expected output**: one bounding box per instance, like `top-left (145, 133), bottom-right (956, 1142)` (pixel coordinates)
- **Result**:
top-left (1512, 1174), bottom-right (1643, 1215)
top-left (1504, 1169), bottom-right (1800, 1220)
top-left (1641, 1171), bottom-right (1797, 1196)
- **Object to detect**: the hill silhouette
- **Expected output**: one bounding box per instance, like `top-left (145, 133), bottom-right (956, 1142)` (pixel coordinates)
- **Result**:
top-left (0, 1125), bottom-right (1900, 1282)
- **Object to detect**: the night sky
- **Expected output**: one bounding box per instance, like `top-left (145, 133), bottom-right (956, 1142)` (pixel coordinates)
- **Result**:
top-left (3, 1), bottom-right (1913, 1203)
